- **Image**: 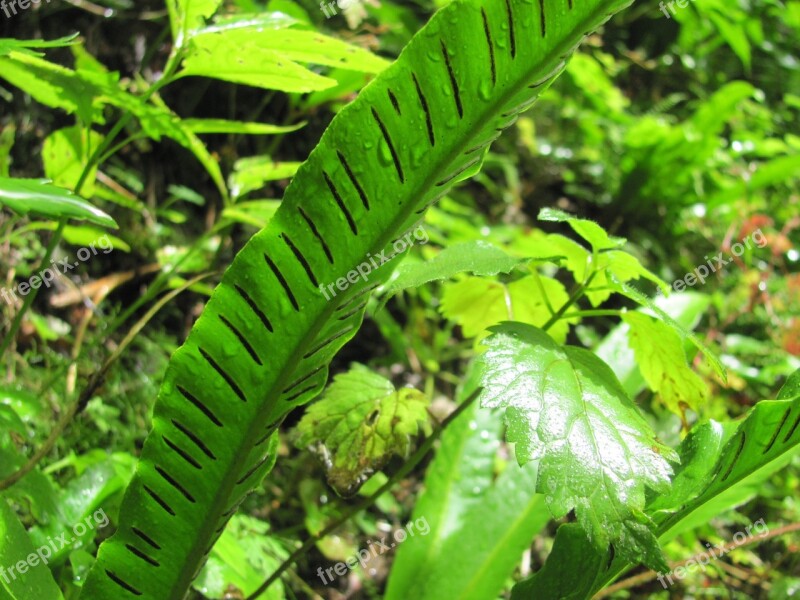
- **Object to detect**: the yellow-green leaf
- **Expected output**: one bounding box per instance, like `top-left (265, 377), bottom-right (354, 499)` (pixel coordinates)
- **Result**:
top-left (440, 275), bottom-right (575, 343)
top-left (623, 312), bottom-right (709, 415)
top-left (294, 365), bottom-right (430, 496)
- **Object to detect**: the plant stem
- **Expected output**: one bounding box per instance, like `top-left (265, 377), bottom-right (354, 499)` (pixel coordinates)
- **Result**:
top-left (246, 387), bottom-right (483, 600)
top-left (74, 47), bottom-right (183, 196)
top-left (541, 270), bottom-right (597, 332)
top-left (593, 521), bottom-right (800, 599)
top-left (0, 219), bottom-right (66, 358)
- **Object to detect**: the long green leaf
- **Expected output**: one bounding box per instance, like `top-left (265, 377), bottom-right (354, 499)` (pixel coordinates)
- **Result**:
top-left (0, 177), bottom-right (116, 228)
top-left (79, 1), bottom-right (635, 598)
top-left (0, 500), bottom-right (63, 600)
top-left (386, 364), bottom-right (550, 600)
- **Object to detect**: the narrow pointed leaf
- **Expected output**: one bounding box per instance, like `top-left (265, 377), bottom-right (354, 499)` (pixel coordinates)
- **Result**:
top-left (0, 500), bottom-right (63, 600)
top-left (0, 177), bottom-right (116, 228)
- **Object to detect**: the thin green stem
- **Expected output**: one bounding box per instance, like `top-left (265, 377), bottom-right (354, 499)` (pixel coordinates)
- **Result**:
top-left (541, 270), bottom-right (598, 332)
top-left (0, 219), bottom-right (66, 358)
top-left (246, 387), bottom-right (483, 600)
top-left (531, 270), bottom-right (556, 316)
top-left (74, 48), bottom-right (183, 196)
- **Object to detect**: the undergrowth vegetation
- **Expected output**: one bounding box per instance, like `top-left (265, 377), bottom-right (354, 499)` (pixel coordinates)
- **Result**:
top-left (0, 0), bottom-right (798, 599)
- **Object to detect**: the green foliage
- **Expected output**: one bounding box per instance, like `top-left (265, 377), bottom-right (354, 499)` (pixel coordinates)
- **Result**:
top-left (0, 500), bottom-right (63, 600)
top-left (623, 312), bottom-right (709, 416)
top-left (179, 25), bottom-right (387, 92)
top-left (441, 274), bottom-right (574, 343)
top-left (386, 367), bottom-right (550, 600)
top-left (475, 322), bottom-right (677, 570)
top-left (517, 367), bottom-right (800, 598)
top-left (294, 364), bottom-right (430, 496)
top-left (77, 1), bottom-right (639, 598)
top-left (193, 515), bottom-right (287, 599)
top-left (383, 240), bottom-right (527, 296)
top-left (0, 177), bottom-right (115, 228)
top-left (0, 0), bottom-right (797, 598)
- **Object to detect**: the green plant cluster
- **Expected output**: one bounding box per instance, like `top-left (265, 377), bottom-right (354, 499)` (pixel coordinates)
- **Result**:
top-left (0, 0), bottom-right (798, 599)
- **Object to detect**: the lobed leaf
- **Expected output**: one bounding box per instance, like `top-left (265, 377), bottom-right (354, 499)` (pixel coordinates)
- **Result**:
top-left (294, 364), bottom-right (430, 496)
top-left (623, 312), bottom-right (709, 415)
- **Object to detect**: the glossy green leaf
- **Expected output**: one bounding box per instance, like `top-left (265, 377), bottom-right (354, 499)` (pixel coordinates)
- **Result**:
top-left (0, 177), bottom-right (116, 228)
top-left (28, 456), bottom-right (134, 567)
top-left (0, 500), bottom-right (63, 600)
top-left (511, 523), bottom-right (606, 600)
top-left (294, 364), bottom-right (430, 496)
top-left (0, 385), bottom-right (44, 423)
top-left (382, 240), bottom-right (527, 296)
top-left (654, 369), bottom-right (800, 542)
top-left (61, 225), bottom-right (129, 253)
top-left (386, 367), bottom-right (503, 598)
top-left (475, 322), bottom-right (677, 570)
top-left (179, 48), bottom-right (332, 92)
top-left (192, 515), bottom-right (286, 600)
top-left (180, 25), bottom-right (385, 93)
top-left (533, 369), bottom-right (800, 598)
top-left (79, 1), bottom-right (637, 597)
